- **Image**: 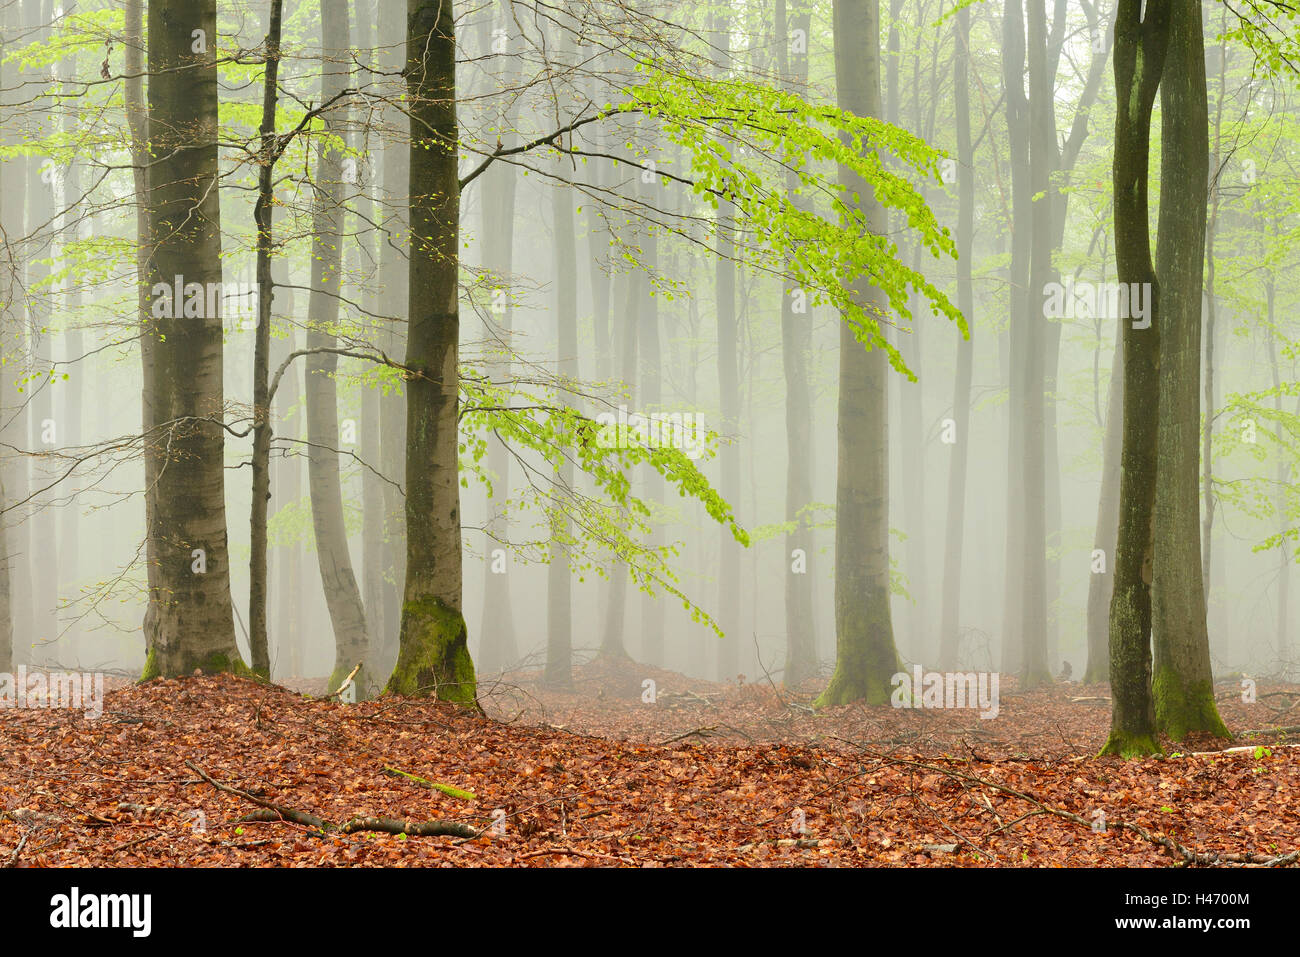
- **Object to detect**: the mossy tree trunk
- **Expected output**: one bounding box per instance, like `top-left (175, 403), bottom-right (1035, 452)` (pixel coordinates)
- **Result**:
top-left (1151, 0), bottom-right (1228, 741)
top-left (1099, 0), bottom-right (1170, 758)
top-left (386, 0), bottom-right (476, 707)
top-left (817, 0), bottom-right (900, 710)
top-left (141, 0), bottom-right (245, 679)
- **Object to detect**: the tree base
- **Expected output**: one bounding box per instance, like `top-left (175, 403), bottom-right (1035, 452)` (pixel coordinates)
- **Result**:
top-left (814, 661), bottom-right (896, 709)
top-left (385, 597), bottom-right (477, 707)
top-left (140, 646), bottom-right (253, 682)
top-left (1098, 729), bottom-right (1162, 758)
top-left (1154, 669), bottom-right (1230, 741)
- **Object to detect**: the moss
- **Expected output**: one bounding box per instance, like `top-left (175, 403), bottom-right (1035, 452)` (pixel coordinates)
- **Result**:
top-left (1098, 729), bottom-right (1162, 759)
top-left (1153, 667), bottom-right (1230, 741)
top-left (139, 645), bottom-right (161, 683)
top-left (385, 597), bottom-right (477, 707)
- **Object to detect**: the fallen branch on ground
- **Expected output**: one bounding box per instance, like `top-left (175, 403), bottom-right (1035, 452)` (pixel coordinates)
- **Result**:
top-left (186, 760), bottom-right (480, 840)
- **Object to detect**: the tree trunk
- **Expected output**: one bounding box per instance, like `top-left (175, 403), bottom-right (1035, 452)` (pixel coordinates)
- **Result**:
top-left (140, 0), bottom-right (244, 678)
top-left (1100, 0), bottom-right (1170, 757)
top-left (377, 0), bottom-right (409, 678)
top-left (777, 0), bottom-right (817, 686)
top-left (1000, 0), bottom-right (1029, 676)
top-left (545, 11), bottom-right (577, 690)
top-left (817, 0), bottom-right (900, 708)
top-left (1150, 0), bottom-right (1227, 741)
top-left (248, 0), bottom-right (285, 679)
top-left (1020, 0), bottom-right (1053, 690)
top-left (712, 13), bottom-right (741, 684)
top-left (477, 0), bottom-right (522, 674)
top-left (938, 3), bottom-right (974, 672)
top-left (1085, 333), bottom-right (1123, 683)
top-left (305, 0), bottom-right (369, 696)
top-left (386, 0), bottom-right (476, 706)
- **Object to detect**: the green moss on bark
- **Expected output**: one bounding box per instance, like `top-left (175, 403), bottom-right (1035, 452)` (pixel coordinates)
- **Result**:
top-left (386, 597), bottom-right (477, 706)
top-left (1098, 729), bottom-right (1162, 759)
top-left (1153, 667), bottom-right (1230, 741)
top-left (140, 646), bottom-right (160, 682)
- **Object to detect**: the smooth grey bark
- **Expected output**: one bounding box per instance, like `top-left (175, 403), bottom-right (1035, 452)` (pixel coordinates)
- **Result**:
top-left (272, 311), bottom-right (304, 678)
top-left (639, 175), bottom-right (665, 667)
top-left (477, 0), bottom-right (522, 675)
top-left (545, 10), bottom-right (577, 690)
top-left (0, 0), bottom-right (29, 669)
top-left (1085, 332), bottom-right (1123, 683)
top-left (1020, 0), bottom-right (1053, 689)
top-left (938, 3), bottom-right (974, 672)
top-left (24, 0), bottom-right (56, 665)
top-left (999, 0), bottom-right (1029, 676)
top-left (377, 0), bottom-right (409, 676)
top-left (357, 1), bottom-right (386, 682)
top-left (777, 0), bottom-right (816, 686)
top-left (817, 0), bottom-right (900, 708)
top-left (305, 0), bottom-right (369, 695)
top-left (711, 12), bottom-right (742, 683)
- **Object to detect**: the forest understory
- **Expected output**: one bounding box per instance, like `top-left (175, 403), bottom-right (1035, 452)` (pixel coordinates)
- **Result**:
top-left (2, 665), bottom-right (1296, 868)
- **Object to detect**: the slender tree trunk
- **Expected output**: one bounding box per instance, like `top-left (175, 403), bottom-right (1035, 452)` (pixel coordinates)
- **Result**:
top-left (817, 0), bottom-right (900, 708)
top-left (711, 13), bottom-right (741, 683)
top-left (305, 0), bottom-right (369, 695)
top-left (1100, 0), bottom-right (1170, 757)
top-left (477, 0), bottom-right (522, 674)
top-left (273, 314), bottom-right (304, 677)
top-left (1085, 333), bottom-right (1123, 683)
top-left (386, 0), bottom-right (476, 706)
top-left (1020, 0), bottom-right (1053, 689)
top-left (24, 0), bottom-right (56, 666)
top-left (545, 11), bottom-right (577, 689)
top-left (777, 0), bottom-right (816, 686)
top-left (59, 38), bottom-right (83, 660)
top-left (1000, 0), bottom-right (1029, 676)
top-left (938, 4), bottom-right (974, 672)
top-left (639, 176), bottom-right (665, 667)
top-left (377, 0), bottom-right (409, 676)
top-left (248, 0), bottom-right (285, 679)
top-left (357, 2), bottom-right (386, 682)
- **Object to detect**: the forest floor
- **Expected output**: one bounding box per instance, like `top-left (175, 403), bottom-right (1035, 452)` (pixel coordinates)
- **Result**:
top-left (1, 659), bottom-right (1298, 867)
